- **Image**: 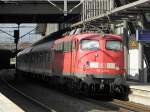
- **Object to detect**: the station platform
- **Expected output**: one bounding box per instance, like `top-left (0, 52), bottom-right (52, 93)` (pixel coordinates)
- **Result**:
top-left (127, 81), bottom-right (150, 107)
top-left (0, 92), bottom-right (24, 112)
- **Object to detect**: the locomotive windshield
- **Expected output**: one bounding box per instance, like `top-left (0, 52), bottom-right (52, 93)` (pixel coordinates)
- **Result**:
top-left (81, 40), bottom-right (99, 50)
top-left (106, 40), bottom-right (122, 51)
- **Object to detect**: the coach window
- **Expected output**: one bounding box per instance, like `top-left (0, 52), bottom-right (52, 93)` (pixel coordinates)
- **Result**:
top-left (31, 54), bottom-right (33, 64)
top-left (42, 52), bottom-right (45, 61)
top-left (37, 53), bottom-right (39, 65)
top-left (54, 44), bottom-right (57, 51)
top-left (32, 54), bottom-right (34, 63)
top-left (56, 44), bottom-right (58, 51)
top-left (55, 44), bottom-right (57, 51)
top-left (37, 52), bottom-right (40, 66)
top-left (35, 53), bottom-right (37, 64)
top-left (57, 44), bottom-right (59, 51)
top-left (59, 43), bottom-right (63, 51)
top-left (64, 41), bottom-right (72, 52)
top-left (31, 53), bottom-right (34, 63)
top-left (43, 52), bottom-right (45, 67)
top-left (81, 40), bottom-right (99, 50)
top-left (29, 54), bottom-right (31, 62)
top-left (48, 52), bottom-right (50, 63)
top-left (46, 52), bottom-right (49, 65)
top-left (24, 55), bottom-right (26, 62)
top-left (57, 43), bottom-right (61, 51)
top-left (58, 44), bottom-right (60, 51)
top-left (44, 52), bottom-right (47, 67)
top-left (45, 52), bottom-right (48, 62)
top-left (45, 51), bottom-right (47, 63)
top-left (39, 52), bottom-right (41, 63)
top-left (34, 53), bottom-right (36, 63)
top-left (36, 53), bottom-right (38, 64)
top-left (42, 52), bottom-right (44, 67)
top-left (63, 42), bottom-right (68, 52)
top-left (62, 43), bottom-right (64, 51)
top-left (33, 53), bottom-right (35, 64)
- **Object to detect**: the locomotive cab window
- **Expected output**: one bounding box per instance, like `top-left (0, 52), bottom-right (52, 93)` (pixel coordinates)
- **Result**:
top-left (106, 40), bottom-right (122, 51)
top-left (81, 40), bottom-right (99, 50)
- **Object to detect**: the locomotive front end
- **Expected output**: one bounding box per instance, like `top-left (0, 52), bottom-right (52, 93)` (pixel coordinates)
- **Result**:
top-left (76, 34), bottom-right (125, 93)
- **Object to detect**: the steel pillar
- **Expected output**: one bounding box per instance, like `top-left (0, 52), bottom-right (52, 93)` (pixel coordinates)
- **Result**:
top-left (138, 42), bottom-right (144, 82)
top-left (137, 17), bottom-right (145, 83)
top-left (123, 20), bottom-right (129, 79)
top-left (64, 0), bottom-right (67, 16)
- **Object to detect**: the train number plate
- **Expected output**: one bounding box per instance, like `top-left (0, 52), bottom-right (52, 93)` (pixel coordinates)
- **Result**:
top-left (89, 62), bottom-right (99, 68)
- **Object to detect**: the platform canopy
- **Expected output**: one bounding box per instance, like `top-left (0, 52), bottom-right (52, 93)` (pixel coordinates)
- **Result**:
top-left (0, 0), bottom-right (81, 23)
top-left (72, 0), bottom-right (150, 28)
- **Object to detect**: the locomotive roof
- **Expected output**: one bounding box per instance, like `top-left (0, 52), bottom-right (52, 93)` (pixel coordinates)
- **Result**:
top-left (17, 32), bottom-right (122, 57)
top-left (66, 33), bottom-right (122, 41)
top-left (33, 26), bottom-right (122, 46)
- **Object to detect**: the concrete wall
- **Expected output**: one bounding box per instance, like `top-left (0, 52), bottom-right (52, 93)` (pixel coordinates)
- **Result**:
top-left (45, 24), bottom-right (59, 35)
top-left (36, 24), bottom-right (47, 36)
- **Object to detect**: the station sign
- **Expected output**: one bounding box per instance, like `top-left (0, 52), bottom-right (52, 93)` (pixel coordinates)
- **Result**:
top-left (129, 37), bottom-right (138, 49)
top-left (136, 29), bottom-right (150, 41)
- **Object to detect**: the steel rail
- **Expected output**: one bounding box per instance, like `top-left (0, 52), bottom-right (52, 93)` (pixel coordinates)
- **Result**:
top-left (84, 97), bottom-right (150, 112)
top-left (0, 76), bottom-right (128, 112)
top-left (1, 78), bottom-right (56, 112)
top-left (1, 76), bottom-right (149, 112)
top-left (82, 97), bottom-right (135, 112)
top-left (112, 99), bottom-right (150, 112)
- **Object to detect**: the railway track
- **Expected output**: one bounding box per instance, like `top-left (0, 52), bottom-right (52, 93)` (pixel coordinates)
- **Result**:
top-left (112, 99), bottom-right (150, 112)
top-left (1, 75), bottom-right (150, 112)
top-left (54, 82), bottom-right (150, 112)
top-left (56, 83), bottom-right (150, 112)
top-left (0, 77), bottom-right (56, 112)
top-left (82, 96), bottom-right (150, 112)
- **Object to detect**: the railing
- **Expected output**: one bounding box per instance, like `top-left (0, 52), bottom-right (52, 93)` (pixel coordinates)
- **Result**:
top-left (82, 0), bottom-right (114, 21)
top-left (81, 0), bottom-right (139, 21)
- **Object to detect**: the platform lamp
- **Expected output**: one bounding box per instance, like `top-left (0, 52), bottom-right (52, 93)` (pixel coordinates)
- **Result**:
top-left (14, 23), bottom-right (20, 76)
top-left (14, 30), bottom-right (19, 44)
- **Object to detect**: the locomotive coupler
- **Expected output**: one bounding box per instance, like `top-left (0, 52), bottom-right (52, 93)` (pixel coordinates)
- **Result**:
top-left (99, 79), bottom-right (104, 89)
top-left (114, 77), bottom-right (125, 85)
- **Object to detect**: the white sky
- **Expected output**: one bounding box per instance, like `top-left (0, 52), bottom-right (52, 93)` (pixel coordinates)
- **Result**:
top-left (0, 24), bottom-right (42, 44)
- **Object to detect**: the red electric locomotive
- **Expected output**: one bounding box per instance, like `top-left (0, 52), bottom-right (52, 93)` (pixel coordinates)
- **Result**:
top-left (17, 29), bottom-right (127, 95)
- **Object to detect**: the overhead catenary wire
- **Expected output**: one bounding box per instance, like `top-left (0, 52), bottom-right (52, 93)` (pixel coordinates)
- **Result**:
top-left (20, 26), bottom-right (38, 39)
top-left (0, 35), bottom-right (14, 40)
top-left (0, 29), bottom-right (14, 38)
top-left (0, 26), bottom-right (36, 29)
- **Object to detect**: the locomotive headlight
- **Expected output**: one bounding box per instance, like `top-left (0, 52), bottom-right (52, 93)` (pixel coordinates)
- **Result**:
top-left (89, 62), bottom-right (99, 68)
